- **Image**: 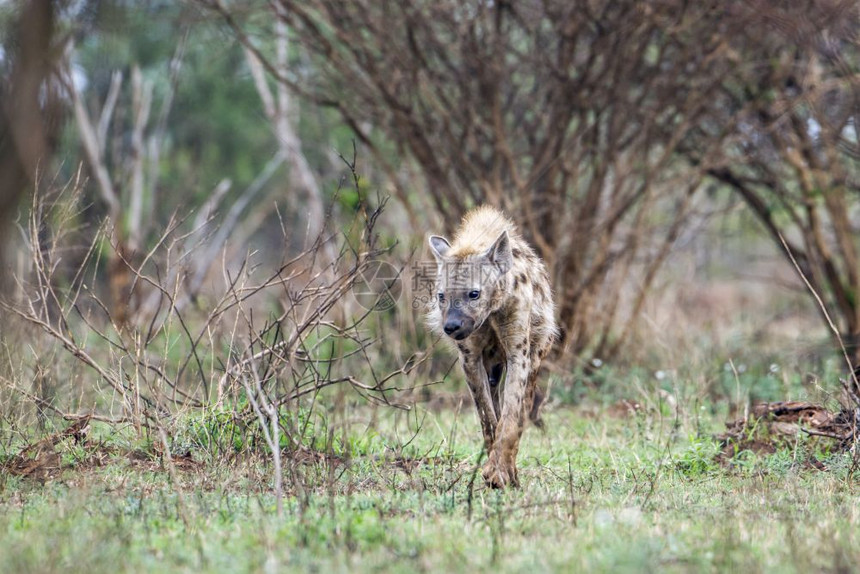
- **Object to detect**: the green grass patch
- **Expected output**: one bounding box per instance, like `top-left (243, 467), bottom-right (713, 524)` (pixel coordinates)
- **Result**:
top-left (2, 404), bottom-right (859, 572)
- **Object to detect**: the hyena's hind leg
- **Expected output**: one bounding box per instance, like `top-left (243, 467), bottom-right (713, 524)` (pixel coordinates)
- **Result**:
top-left (482, 333), bottom-right (506, 419)
top-left (525, 368), bottom-right (545, 429)
top-left (525, 339), bottom-right (552, 429)
top-left (508, 361), bottom-right (549, 470)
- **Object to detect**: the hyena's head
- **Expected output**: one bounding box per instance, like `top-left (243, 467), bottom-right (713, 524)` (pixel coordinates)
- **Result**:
top-left (428, 231), bottom-right (512, 341)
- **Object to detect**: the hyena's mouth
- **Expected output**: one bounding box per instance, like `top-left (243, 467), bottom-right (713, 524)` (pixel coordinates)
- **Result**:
top-left (446, 324), bottom-right (475, 340)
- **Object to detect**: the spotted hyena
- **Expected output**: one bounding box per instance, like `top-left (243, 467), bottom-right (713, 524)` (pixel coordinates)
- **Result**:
top-left (428, 205), bottom-right (557, 488)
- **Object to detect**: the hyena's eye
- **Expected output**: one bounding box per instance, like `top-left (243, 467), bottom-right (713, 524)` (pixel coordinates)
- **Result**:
top-left (468, 290), bottom-right (481, 300)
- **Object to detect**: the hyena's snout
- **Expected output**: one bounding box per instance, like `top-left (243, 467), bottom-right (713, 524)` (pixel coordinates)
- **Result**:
top-left (442, 309), bottom-right (475, 340)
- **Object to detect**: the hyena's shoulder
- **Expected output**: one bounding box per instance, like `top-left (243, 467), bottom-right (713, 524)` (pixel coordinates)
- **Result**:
top-left (502, 234), bottom-right (558, 339)
top-left (506, 235), bottom-right (549, 294)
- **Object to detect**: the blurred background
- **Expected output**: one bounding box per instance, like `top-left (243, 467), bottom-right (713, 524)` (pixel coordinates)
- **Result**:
top-left (1, 0), bottom-right (859, 427)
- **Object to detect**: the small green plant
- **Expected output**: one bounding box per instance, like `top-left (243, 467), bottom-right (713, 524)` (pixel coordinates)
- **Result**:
top-left (726, 447), bottom-right (759, 474)
top-left (675, 435), bottom-right (721, 476)
top-left (171, 409), bottom-right (255, 459)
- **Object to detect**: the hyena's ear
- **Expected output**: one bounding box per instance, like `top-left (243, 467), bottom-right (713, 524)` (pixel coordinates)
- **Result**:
top-left (428, 235), bottom-right (451, 261)
top-left (485, 230), bottom-right (512, 274)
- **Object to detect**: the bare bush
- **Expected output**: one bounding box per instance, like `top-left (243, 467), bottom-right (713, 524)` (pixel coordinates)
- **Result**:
top-left (682, 1), bottom-right (860, 368)
top-left (204, 0), bottom-right (751, 360)
top-left (0, 167), bottom-right (430, 499)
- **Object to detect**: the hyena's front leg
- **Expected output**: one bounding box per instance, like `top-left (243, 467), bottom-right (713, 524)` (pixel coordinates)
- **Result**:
top-left (460, 349), bottom-right (498, 455)
top-left (482, 319), bottom-right (531, 488)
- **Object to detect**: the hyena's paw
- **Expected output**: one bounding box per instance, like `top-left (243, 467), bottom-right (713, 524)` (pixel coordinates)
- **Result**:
top-left (482, 457), bottom-right (519, 489)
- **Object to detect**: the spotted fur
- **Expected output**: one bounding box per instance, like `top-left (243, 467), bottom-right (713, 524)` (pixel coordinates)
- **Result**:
top-left (427, 205), bottom-right (557, 488)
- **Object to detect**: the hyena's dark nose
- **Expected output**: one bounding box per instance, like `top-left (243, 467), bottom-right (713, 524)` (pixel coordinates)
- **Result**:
top-left (443, 319), bottom-right (462, 336)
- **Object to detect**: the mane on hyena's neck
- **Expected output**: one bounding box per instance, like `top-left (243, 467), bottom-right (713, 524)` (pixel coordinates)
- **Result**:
top-left (448, 205), bottom-right (519, 257)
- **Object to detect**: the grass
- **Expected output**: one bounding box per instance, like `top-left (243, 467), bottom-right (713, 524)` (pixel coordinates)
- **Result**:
top-left (2, 399), bottom-right (859, 573)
